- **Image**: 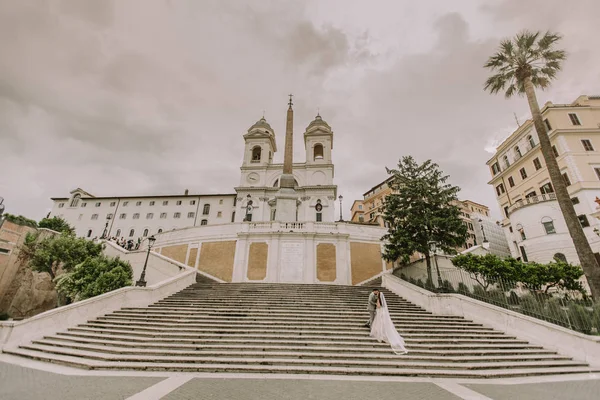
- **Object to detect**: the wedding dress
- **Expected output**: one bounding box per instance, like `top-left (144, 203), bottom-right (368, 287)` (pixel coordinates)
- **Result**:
top-left (370, 292), bottom-right (408, 355)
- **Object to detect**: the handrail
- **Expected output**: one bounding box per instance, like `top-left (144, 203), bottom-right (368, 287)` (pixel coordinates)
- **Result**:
top-left (508, 193), bottom-right (557, 215)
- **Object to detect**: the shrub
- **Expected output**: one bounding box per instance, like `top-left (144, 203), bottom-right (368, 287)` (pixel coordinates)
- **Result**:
top-left (485, 289), bottom-right (507, 306)
top-left (0, 312), bottom-right (10, 321)
top-left (457, 282), bottom-right (470, 295)
top-left (543, 298), bottom-right (570, 326)
top-left (441, 280), bottom-right (455, 293)
top-left (568, 304), bottom-right (593, 334)
top-left (520, 295), bottom-right (545, 317)
top-left (415, 279), bottom-right (424, 288)
top-left (508, 291), bottom-right (520, 305)
top-left (472, 285), bottom-right (487, 299)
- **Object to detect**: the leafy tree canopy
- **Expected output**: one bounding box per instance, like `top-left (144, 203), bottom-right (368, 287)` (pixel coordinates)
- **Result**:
top-left (381, 156), bottom-right (468, 282)
top-left (3, 213), bottom-right (38, 228)
top-left (38, 216), bottom-right (75, 235)
top-left (19, 233), bottom-right (104, 279)
top-left (56, 255), bottom-right (133, 301)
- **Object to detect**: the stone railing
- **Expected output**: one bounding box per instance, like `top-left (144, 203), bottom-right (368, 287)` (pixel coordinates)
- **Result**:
top-left (507, 193), bottom-right (557, 215)
top-left (245, 221), bottom-right (339, 233)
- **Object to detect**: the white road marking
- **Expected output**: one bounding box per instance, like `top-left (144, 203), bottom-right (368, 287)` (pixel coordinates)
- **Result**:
top-left (434, 382), bottom-right (494, 400)
top-left (125, 375), bottom-right (194, 400)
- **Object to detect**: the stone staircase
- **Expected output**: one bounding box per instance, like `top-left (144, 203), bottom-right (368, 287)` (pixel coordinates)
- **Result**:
top-left (3, 283), bottom-right (598, 378)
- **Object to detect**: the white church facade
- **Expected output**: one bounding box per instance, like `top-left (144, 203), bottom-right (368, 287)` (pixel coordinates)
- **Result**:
top-left (48, 98), bottom-right (388, 285)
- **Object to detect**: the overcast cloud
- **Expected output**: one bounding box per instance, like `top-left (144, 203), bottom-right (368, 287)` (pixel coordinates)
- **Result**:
top-left (1, 0), bottom-right (599, 220)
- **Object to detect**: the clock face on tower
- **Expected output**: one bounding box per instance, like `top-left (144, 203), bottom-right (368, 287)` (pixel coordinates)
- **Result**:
top-left (247, 173), bottom-right (260, 184)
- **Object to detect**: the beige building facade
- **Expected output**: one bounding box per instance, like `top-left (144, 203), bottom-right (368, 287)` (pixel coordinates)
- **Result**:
top-left (487, 95), bottom-right (600, 264)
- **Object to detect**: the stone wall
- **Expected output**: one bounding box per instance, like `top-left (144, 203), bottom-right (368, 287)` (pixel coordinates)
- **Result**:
top-left (198, 241), bottom-right (237, 282)
top-left (350, 242), bottom-right (385, 285)
top-left (247, 242), bottom-right (268, 281)
top-left (316, 243), bottom-right (336, 282)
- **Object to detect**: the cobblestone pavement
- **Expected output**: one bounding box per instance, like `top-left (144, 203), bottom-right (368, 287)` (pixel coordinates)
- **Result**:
top-left (466, 380), bottom-right (600, 400)
top-left (161, 378), bottom-right (462, 400)
top-left (0, 362), bottom-right (163, 400)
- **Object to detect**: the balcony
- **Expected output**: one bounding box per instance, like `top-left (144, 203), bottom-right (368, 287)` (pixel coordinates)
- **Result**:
top-left (507, 193), bottom-right (557, 216)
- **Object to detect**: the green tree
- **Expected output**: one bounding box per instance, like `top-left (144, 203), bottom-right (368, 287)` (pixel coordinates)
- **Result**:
top-left (18, 233), bottom-right (104, 279)
top-left (519, 260), bottom-right (585, 294)
top-left (38, 216), bottom-right (75, 235)
top-left (3, 213), bottom-right (38, 228)
top-left (452, 253), bottom-right (518, 291)
top-left (484, 31), bottom-right (600, 299)
top-left (382, 156), bottom-right (468, 285)
top-left (55, 255), bottom-right (133, 301)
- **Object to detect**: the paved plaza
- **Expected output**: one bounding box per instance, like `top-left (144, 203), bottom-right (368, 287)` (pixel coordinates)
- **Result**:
top-left (2, 358), bottom-right (600, 400)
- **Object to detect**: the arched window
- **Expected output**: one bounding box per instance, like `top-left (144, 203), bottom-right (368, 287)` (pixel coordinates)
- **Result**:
top-left (527, 135), bottom-right (535, 148)
top-left (554, 253), bottom-right (567, 263)
top-left (516, 224), bottom-right (526, 241)
top-left (515, 145), bottom-right (522, 158)
top-left (70, 194), bottom-right (81, 208)
top-left (129, 229), bottom-right (135, 237)
top-left (251, 146), bottom-right (261, 162)
top-left (541, 216), bottom-right (556, 235)
top-left (143, 228), bottom-right (149, 237)
top-left (87, 229), bottom-right (92, 238)
top-left (157, 228), bottom-right (163, 233)
top-left (315, 199), bottom-right (323, 222)
top-left (116, 229), bottom-right (121, 237)
top-left (502, 155), bottom-right (509, 168)
top-left (201, 219), bottom-right (208, 226)
top-left (314, 144), bottom-right (324, 160)
top-left (202, 204), bottom-right (210, 215)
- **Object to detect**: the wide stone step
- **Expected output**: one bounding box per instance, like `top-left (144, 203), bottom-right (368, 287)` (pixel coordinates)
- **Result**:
top-left (33, 339), bottom-right (573, 363)
top-left (142, 306), bottom-right (432, 315)
top-left (117, 308), bottom-right (436, 318)
top-left (45, 334), bottom-right (556, 356)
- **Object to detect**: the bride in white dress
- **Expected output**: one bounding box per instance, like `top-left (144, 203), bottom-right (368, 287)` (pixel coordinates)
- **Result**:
top-left (370, 292), bottom-right (408, 355)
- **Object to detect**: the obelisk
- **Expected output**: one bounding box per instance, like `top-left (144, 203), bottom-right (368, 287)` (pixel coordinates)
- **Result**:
top-left (275, 95), bottom-right (298, 222)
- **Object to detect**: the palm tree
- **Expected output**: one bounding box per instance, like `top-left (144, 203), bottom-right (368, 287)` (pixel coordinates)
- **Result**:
top-left (484, 30), bottom-right (600, 299)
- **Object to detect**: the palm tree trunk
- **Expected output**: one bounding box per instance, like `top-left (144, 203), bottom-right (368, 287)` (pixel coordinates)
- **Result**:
top-left (523, 77), bottom-right (600, 299)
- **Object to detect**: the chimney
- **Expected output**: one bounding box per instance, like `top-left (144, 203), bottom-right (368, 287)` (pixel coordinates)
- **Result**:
top-left (184, 189), bottom-right (189, 196)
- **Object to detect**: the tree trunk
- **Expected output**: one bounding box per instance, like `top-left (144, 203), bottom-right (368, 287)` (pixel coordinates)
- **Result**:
top-left (424, 254), bottom-right (433, 286)
top-left (523, 77), bottom-right (600, 299)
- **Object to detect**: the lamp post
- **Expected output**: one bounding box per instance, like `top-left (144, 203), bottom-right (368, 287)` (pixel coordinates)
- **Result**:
top-left (478, 219), bottom-right (490, 249)
top-left (428, 241), bottom-right (443, 289)
top-left (136, 235), bottom-right (156, 287)
top-left (101, 214), bottom-right (111, 239)
top-left (338, 195), bottom-right (344, 221)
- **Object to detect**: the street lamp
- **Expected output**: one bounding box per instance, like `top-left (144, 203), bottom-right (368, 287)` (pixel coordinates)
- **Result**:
top-left (428, 241), bottom-right (443, 289)
top-left (136, 235), bottom-right (156, 287)
top-left (478, 219), bottom-right (490, 249)
top-left (338, 195), bottom-right (344, 221)
top-left (101, 214), bottom-right (112, 239)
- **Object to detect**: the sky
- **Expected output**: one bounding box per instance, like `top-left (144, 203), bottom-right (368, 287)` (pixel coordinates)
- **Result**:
top-left (1, 0), bottom-right (599, 221)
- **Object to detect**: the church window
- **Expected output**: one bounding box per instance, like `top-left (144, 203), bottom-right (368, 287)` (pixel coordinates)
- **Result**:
top-left (143, 229), bottom-right (149, 237)
top-left (251, 146), bottom-right (261, 162)
top-left (157, 228), bottom-right (163, 233)
top-left (201, 219), bottom-right (208, 226)
top-left (116, 229), bottom-right (121, 237)
top-left (203, 204), bottom-right (210, 215)
top-left (70, 194), bottom-right (81, 208)
top-left (314, 144), bottom-right (324, 160)
top-left (129, 229), bottom-right (135, 237)
top-left (315, 200), bottom-right (323, 222)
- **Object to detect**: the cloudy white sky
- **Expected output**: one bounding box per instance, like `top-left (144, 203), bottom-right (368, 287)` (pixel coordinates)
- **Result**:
top-left (1, 0), bottom-right (599, 221)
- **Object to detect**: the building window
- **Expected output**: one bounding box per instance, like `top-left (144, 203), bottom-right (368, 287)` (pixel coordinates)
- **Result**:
top-left (358, 204), bottom-right (363, 210)
top-left (163, 201), bottom-right (168, 206)
top-left (133, 213), bottom-right (140, 219)
top-left (157, 228), bottom-right (163, 233)
top-left (491, 162), bottom-right (501, 175)
top-left (190, 200), bottom-right (196, 205)
top-left (519, 168), bottom-right (527, 179)
top-left (514, 146), bottom-right (522, 159)
top-left (95, 202), bottom-right (101, 207)
top-left (231, 212), bottom-right (236, 222)
top-left (110, 201), bottom-right (116, 207)
top-left (517, 226), bottom-right (526, 241)
top-left (143, 229), bottom-right (148, 237)
top-left (520, 246), bottom-right (529, 262)
top-left (527, 135), bottom-right (535, 148)
top-left (174, 212), bottom-right (181, 219)
top-left (119, 213), bottom-right (127, 219)
top-left (70, 194), bottom-right (81, 207)
top-left (314, 144), bottom-right (324, 160)
top-left (562, 172), bottom-right (571, 186)
top-left (176, 200), bottom-right (182, 206)
top-left (136, 201), bottom-right (142, 206)
top-left (525, 191), bottom-right (537, 198)
top-left (251, 146), bottom-right (261, 162)
top-left (188, 212), bottom-right (195, 218)
top-left (78, 214), bottom-right (83, 221)
top-left (540, 182), bottom-right (554, 194)
top-left (582, 139), bottom-right (594, 151)
top-left (495, 184), bottom-right (505, 196)
top-left (468, 222), bottom-right (473, 230)
top-left (544, 119), bottom-right (552, 132)
top-left (129, 229), bottom-right (135, 237)
top-left (81, 203), bottom-right (87, 208)
top-left (160, 213), bottom-right (167, 219)
top-left (219, 199), bottom-right (223, 205)
top-left (123, 201), bottom-right (129, 206)
top-left (554, 253), bottom-right (567, 263)
top-left (116, 229), bottom-right (121, 237)
top-left (58, 203), bottom-right (65, 208)
top-left (107, 213), bottom-right (113, 220)
top-left (533, 158), bottom-right (542, 170)
top-left (568, 113), bottom-right (581, 125)
top-left (217, 211), bottom-right (222, 218)
top-left (149, 201), bottom-right (155, 206)
top-left (504, 206), bottom-right (509, 218)
top-left (87, 229), bottom-right (93, 238)
top-left (90, 214), bottom-right (98, 220)
top-left (233, 197), bottom-right (237, 207)
top-left (578, 214), bottom-right (590, 228)
top-left (542, 217), bottom-right (556, 234)
top-left (203, 204), bottom-right (210, 215)
top-left (201, 219), bottom-right (208, 226)
top-left (552, 145), bottom-right (559, 157)
top-left (572, 197), bottom-right (580, 205)
top-left (146, 213), bottom-right (154, 219)
top-left (508, 176), bottom-right (515, 187)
